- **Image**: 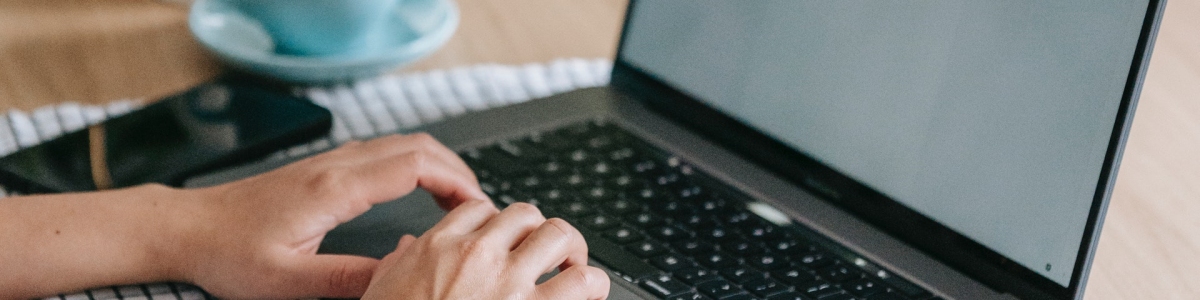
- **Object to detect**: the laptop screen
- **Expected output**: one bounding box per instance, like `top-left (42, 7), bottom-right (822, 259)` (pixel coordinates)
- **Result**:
top-left (619, 0), bottom-right (1148, 287)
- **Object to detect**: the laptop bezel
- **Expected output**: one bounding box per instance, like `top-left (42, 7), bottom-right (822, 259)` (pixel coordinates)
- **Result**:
top-left (608, 1), bottom-right (1166, 299)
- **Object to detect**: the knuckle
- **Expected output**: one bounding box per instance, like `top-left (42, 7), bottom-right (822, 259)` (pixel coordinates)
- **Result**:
top-left (456, 238), bottom-right (489, 258)
top-left (402, 151), bottom-right (430, 170)
top-left (407, 132), bottom-right (436, 144)
top-left (307, 168), bottom-right (348, 190)
top-left (504, 202), bottom-right (544, 219)
top-left (306, 168), bottom-right (361, 199)
top-left (544, 218), bottom-right (581, 240)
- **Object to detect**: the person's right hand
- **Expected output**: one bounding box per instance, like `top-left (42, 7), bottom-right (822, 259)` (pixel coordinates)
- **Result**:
top-left (362, 201), bottom-right (611, 300)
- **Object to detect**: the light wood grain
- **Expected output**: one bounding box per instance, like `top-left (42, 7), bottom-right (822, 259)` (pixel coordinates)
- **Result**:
top-left (0, 1), bottom-right (1196, 299)
top-left (1084, 0), bottom-right (1200, 299)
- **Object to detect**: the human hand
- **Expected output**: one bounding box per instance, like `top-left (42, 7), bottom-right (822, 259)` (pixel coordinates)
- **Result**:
top-left (175, 133), bottom-right (490, 299)
top-left (362, 201), bottom-right (611, 300)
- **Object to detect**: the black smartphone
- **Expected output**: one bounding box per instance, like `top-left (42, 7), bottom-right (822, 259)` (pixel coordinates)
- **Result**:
top-left (0, 82), bottom-right (333, 193)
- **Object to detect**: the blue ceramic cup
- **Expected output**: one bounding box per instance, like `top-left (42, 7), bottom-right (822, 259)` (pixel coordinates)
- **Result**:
top-left (227, 0), bottom-right (402, 56)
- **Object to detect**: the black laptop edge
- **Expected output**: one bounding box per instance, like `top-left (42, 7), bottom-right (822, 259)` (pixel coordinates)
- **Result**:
top-left (608, 1), bottom-right (1167, 299)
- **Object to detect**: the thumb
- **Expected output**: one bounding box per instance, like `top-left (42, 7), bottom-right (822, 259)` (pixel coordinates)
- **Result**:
top-left (394, 234), bottom-right (418, 256)
top-left (371, 234), bottom-right (419, 286)
top-left (284, 254), bottom-right (381, 298)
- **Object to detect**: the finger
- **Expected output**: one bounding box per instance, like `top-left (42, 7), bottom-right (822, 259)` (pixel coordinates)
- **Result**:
top-left (535, 265), bottom-right (611, 300)
top-left (395, 234), bottom-right (417, 254)
top-left (426, 199), bottom-right (500, 235)
top-left (510, 218), bottom-right (589, 280)
top-left (372, 234), bottom-right (418, 286)
top-left (475, 203), bottom-right (546, 250)
top-left (282, 254), bottom-right (380, 298)
top-left (351, 151), bottom-right (489, 209)
top-left (356, 134), bottom-right (476, 180)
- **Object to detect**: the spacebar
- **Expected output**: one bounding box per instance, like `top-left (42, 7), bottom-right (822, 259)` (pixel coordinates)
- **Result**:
top-left (582, 231), bottom-right (661, 281)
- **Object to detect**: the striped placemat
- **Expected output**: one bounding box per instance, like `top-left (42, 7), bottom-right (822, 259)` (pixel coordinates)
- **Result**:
top-left (1, 58), bottom-right (611, 300)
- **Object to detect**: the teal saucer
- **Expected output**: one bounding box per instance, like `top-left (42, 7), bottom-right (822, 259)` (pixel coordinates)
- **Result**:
top-left (189, 0), bottom-right (458, 83)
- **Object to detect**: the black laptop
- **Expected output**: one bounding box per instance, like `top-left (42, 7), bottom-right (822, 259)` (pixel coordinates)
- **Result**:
top-left (188, 1), bottom-right (1165, 299)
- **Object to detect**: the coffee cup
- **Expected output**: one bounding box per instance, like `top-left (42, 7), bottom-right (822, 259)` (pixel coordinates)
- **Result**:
top-left (227, 0), bottom-right (401, 56)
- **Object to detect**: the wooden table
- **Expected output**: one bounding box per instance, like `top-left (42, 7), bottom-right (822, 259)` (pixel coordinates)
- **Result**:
top-left (0, 1), bottom-right (1196, 299)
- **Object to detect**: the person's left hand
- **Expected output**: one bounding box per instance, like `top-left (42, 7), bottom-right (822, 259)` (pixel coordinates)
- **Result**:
top-left (170, 133), bottom-right (490, 299)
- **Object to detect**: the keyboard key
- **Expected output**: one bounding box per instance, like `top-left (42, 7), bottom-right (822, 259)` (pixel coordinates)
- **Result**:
top-left (536, 160), bottom-right (569, 175)
top-left (739, 220), bottom-right (783, 240)
top-left (698, 228), bottom-right (739, 243)
top-left (843, 278), bottom-right (887, 297)
top-left (719, 266), bottom-right (767, 284)
top-left (650, 225), bottom-right (693, 241)
top-left (717, 210), bottom-right (754, 225)
top-left (675, 267), bottom-right (723, 285)
top-left (793, 251), bottom-right (836, 269)
top-left (641, 274), bottom-right (694, 298)
top-left (579, 231), bottom-right (660, 280)
top-left (750, 253), bottom-right (790, 270)
top-left (626, 212), bottom-right (666, 227)
top-left (558, 172), bottom-right (592, 187)
top-left (652, 254), bottom-right (697, 272)
top-left (817, 264), bottom-right (864, 282)
top-left (603, 199), bottom-right (645, 215)
top-left (581, 214), bottom-right (620, 231)
top-left (578, 185), bottom-right (618, 202)
top-left (721, 294), bottom-right (759, 300)
top-left (586, 161), bottom-right (620, 177)
top-left (675, 183), bottom-right (705, 199)
top-left (554, 202), bottom-right (596, 218)
top-left (629, 186), bottom-right (668, 201)
top-left (695, 251), bottom-right (739, 269)
top-left (585, 135), bottom-right (618, 150)
top-left (627, 240), bottom-right (670, 258)
top-left (604, 227), bottom-right (644, 244)
top-left (773, 269), bottom-right (819, 285)
top-left (535, 188), bottom-right (572, 204)
top-left (816, 293), bottom-right (857, 300)
top-left (606, 174), bottom-right (643, 189)
top-left (608, 147), bottom-right (640, 161)
top-left (630, 159), bottom-right (660, 173)
top-left (723, 239), bottom-right (768, 256)
top-left (564, 149), bottom-right (597, 165)
top-left (674, 240), bottom-right (719, 255)
top-left (767, 292), bottom-right (813, 300)
top-left (678, 215), bottom-right (724, 231)
top-left (697, 280), bottom-right (747, 299)
top-left (796, 280), bottom-right (842, 298)
top-left (766, 238), bottom-right (816, 255)
top-left (526, 132), bottom-right (573, 151)
top-left (743, 278), bottom-right (790, 297)
top-left (669, 292), bottom-right (713, 300)
top-left (694, 196), bottom-right (729, 212)
top-left (514, 174), bottom-right (546, 189)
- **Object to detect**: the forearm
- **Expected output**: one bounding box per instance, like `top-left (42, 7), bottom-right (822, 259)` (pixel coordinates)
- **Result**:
top-left (0, 184), bottom-right (197, 299)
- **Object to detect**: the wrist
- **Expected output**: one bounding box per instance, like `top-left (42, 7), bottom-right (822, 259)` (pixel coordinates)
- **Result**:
top-left (134, 184), bottom-right (208, 284)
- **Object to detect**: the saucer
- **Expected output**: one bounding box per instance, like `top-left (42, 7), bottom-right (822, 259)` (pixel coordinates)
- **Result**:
top-left (189, 0), bottom-right (459, 83)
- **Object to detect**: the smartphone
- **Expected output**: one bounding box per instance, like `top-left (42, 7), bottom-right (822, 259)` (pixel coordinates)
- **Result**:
top-left (0, 82), bottom-right (333, 193)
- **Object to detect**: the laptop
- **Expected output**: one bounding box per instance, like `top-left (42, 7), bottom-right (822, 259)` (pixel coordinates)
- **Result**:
top-left (186, 1), bottom-right (1166, 299)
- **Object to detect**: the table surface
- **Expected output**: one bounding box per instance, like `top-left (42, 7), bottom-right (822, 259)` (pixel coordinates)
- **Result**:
top-left (1, 1), bottom-right (1197, 299)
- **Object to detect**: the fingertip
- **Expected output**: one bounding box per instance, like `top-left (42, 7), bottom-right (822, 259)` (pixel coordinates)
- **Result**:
top-left (536, 265), bottom-right (611, 300)
top-left (396, 234), bottom-right (417, 249)
top-left (288, 255), bottom-right (381, 298)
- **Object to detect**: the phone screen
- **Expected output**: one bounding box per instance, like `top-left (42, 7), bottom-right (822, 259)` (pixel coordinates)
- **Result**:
top-left (0, 83), bottom-right (332, 193)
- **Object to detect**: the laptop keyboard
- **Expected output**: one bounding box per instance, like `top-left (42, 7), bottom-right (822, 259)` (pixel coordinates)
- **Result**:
top-left (459, 121), bottom-right (941, 300)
